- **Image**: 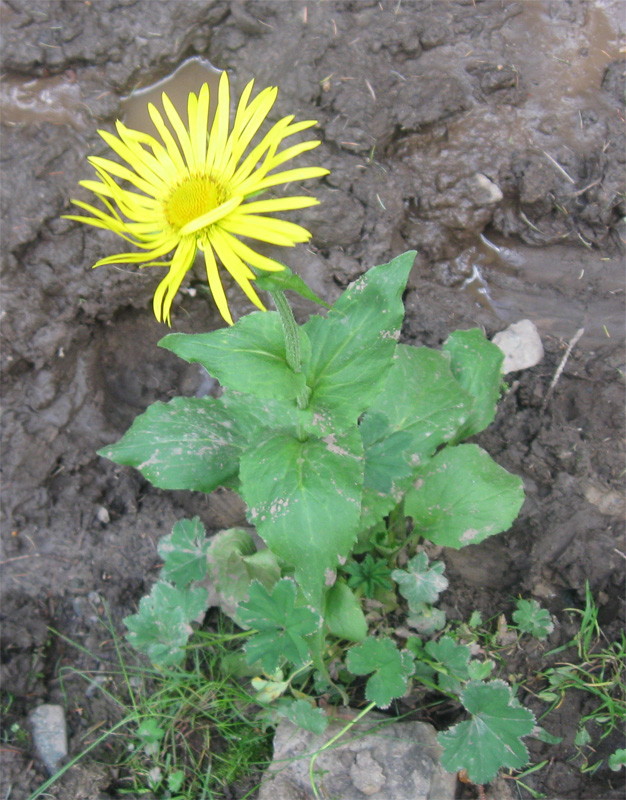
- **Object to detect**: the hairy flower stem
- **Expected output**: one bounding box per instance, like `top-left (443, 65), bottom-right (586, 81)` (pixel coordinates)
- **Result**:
top-left (271, 290), bottom-right (312, 411)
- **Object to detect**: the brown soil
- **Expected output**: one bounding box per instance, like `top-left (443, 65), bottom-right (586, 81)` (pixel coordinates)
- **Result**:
top-left (1, 1), bottom-right (624, 799)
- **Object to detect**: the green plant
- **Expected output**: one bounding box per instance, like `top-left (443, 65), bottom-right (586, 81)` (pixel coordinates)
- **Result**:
top-left (99, 252), bottom-right (532, 789)
top-left (48, 617), bottom-right (272, 800)
top-left (536, 583), bottom-right (626, 774)
top-left (68, 74), bottom-right (532, 791)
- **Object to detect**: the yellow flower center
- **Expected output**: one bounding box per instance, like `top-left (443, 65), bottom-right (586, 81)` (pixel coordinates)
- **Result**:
top-left (165, 175), bottom-right (226, 231)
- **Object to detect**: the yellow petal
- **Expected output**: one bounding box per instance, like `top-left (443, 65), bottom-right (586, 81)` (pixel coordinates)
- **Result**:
top-left (178, 195), bottom-right (243, 237)
top-left (202, 241), bottom-right (233, 325)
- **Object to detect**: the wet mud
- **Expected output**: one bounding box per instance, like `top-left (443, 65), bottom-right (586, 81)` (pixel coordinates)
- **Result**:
top-left (1, 1), bottom-right (624, 798)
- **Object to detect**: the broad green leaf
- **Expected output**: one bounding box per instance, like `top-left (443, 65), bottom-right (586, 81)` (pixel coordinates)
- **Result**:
top-left (512, 599), bottom-right (554, 640)
top-left (324, 581), bottom-right (368, 642)
top-left (239, 427), bottom-right (364, 607)
top-left (276, 698), bottom-right (329, 735)
top-left (203, 528), bottom-right (281, 623)
top-left (346, 637), bottom-right (415, 709)
top-left (238, 579), bottom-right (322, 672)
top-left (438, 679), bottom-right (535, 784)
top-left (359, 345), bottom-right (474, 529)
top-left (124, 581), bottom-right (208, 667)
top-left (391, 552), bottom-right (448, 611)
top-left (609, 749), bottom-right (626, 771)
top-left (253, 264), bottom-right (331, 308)
top-left (404, 444), bottom-right (524, 549)
top-left (442, 328), bottom-right (504, 441)
top-left (365, 345), bottom-right (475, 465)
top-left (160, 312), bottom-right (311, 401)
top-left (303, 252), bottom-right (415, 430)
top-left (158, 517), bottom-right (210, 588)
top-left (99, 397), bottom-right (239, 493)
top-left (425, 636), bottom-right (471, 695)
top-left (359, 412), bottom-right (415, 493)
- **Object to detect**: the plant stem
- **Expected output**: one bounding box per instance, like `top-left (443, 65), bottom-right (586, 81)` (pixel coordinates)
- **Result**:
top-left (270, 290), bottom-right (311, 410)
top-left (308, 700), bottom-right (377, 797)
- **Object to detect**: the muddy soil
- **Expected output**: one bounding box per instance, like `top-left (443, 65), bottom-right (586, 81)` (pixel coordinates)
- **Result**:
top-left (1, 1), bottom-right (624, 798)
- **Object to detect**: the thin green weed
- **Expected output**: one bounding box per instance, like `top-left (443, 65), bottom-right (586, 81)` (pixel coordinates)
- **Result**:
top-left (40, 611), bottom-right (272, 800)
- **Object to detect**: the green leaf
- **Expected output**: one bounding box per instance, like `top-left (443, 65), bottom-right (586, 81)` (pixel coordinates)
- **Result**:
top-left (324, 581), bottom-right (368, 642)
top-left (467, 659), bottom-right (495, 681)
top-left (276, 698), bottom-right (329, 735)
top-left (404, 444), bottom-right (524, 549)
top-left (609, 749), bottom-right (626, 771)
top-left (512, 599), bottom-right (554, 640)
top-left (359, 412), bottom-right (415, 494)
top-left (238, 579), bottom-right (322, 672)
top-left (253, 264), bottom-right (331, 308)
top-left (442, 328), bottom-right (504, 441)
top-left (346, 637), bottom-right (415, 709)
top-left (203, 528), bottom-right (281, 623)
top-left (365, 345), bottom-right (475, 464)
top-left (303, 252), bottom-right (415, 430)
top-left (239, 427), bottom-right (364, 607)
top-left (99, 396), bottom-right (239, 493)
top-left (343, 553), bottom-right (393, 599)
top-left (438, 679), bottom-right (535, 784)
top-left (124, 581), bottom-right (209, 667)
top-left (158, 517), bottom-right (210, 588)
top-left (406, 604), bottom-right (447, 634)
top-left (532, 726), bottom-right (563, 745)
top-left (359, 345), bottom-right (474, 528)
top-left (391, 552), bottom-right (448, 611)
top-left (137, 718), bottom-right (165, 746)
top-left (425, 636), bottom-right (471, 695)
top-left (160, 312), bottom-right (311, 401)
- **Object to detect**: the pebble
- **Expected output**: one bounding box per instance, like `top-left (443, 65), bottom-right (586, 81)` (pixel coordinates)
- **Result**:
top-left (29, 703), bottom-right (68, 775)
top-left (492, 319), bottom-right (544, 373)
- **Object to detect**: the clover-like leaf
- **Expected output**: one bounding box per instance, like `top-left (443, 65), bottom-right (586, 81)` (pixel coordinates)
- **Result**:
top-left (406, 604), bottom-right (447, 634)
top-left (609, 749), bottom-right (626, 771)
top-left (124, 581), bottom-right (209, 667)
top-left (238, 579), bottom-right (322, 673)
top-left (276, 698), bottom-right (329, 735)
top-left (346, 636), bottom-right (415, 709)
top-left (158, 517), bottom-right (210, 588)
top-left (512, 599), bottom-right (554, 640)
top-left (438, 679), bottom-right (535, 784)
top-left (391, 552), bottom-right (449, 611)
top-left (425, 635), bottom-right (471, 695)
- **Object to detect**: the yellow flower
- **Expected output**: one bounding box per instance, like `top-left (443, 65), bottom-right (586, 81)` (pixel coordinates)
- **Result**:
top-left (65, 72), bottom-right (328, 324)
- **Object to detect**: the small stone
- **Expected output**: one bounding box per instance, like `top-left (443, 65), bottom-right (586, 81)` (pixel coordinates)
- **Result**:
top-left (96, 505), bottom-right (110, 524)
top-left (472, 173), bottom-right (503, 205)
top-left (29, 703), bottom-right (68, 775)
top-left (492, 319), bottom-right (544, 373)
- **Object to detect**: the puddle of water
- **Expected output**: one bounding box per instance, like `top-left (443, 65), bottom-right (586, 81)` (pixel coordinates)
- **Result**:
top-left (501, 0), bottom-right (625, 153)
top-left (0, 73), bottom-right (87, 129)
top-left (458, 232), bottom-right (625, 346)
top-left (121, 57), bottom-right (222, 136)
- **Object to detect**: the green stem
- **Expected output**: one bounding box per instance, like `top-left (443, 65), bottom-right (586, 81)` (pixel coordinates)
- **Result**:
top-left (308, 700), bottom-right (377, 798)
top-left (270, 290), bottom-right (311, 410)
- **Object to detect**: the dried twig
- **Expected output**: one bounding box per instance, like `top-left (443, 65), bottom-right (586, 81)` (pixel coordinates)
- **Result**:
top-left (541, 328), bottom-right (585, 412)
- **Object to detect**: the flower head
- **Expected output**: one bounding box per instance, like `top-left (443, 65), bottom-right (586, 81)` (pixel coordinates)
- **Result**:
top-left (65, 72), bottom-right (328, 324)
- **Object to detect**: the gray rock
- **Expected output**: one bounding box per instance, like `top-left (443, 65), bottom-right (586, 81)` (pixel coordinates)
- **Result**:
top-left (29, 703), bottom-right (68, 775)
top-left (258, 712), bottom-right (456, 800)
top-left (492, 319), bottom-right (544, 373)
